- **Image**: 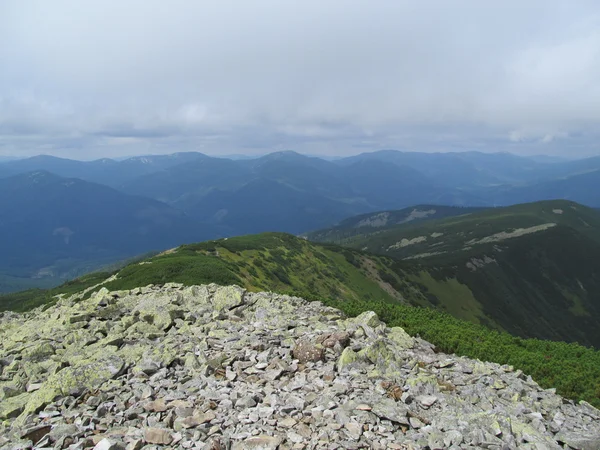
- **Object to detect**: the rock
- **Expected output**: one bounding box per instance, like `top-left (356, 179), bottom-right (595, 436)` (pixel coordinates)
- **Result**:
top-left (232, 435), bottom-right (281, 449)
top-left (345, 422), bottom-right (363, 440)
top-left (417, 395), bottom-right (438, 408)
top-left (1, 285), bottom-right (600, 449)
top-left (556, 432), bottom-right (600, 450)
top-left (337, 347), bottom-right (361, 372)
top-left (0, 393), bottom-right (28, 419)
top-left (236, 396), bottom-right (257, 408)
top-left (20, 425), bottom-right (51, 445)
top-left (212, 285), bottom-right (245, 312)
top-left (352, 311), bottom-right (382, 328)
top-left (292, 339), bottom-right (324, 364)
top-left (318, 332), bottom-right (350, 349)
top-left (371, 399), bottom-right (410, 426)
top-left (144, 398), bottom-right (168, 412)
top-left (278, 417), bottom-right (297, 428)
top-left (94, 438), bottom-right (120, 450)
top-left (387, 326), bottom-right (414, 350)
top-left (143, 428), bottom-right (172, 445)
top-left (17, 354), bottom-right (125, 422)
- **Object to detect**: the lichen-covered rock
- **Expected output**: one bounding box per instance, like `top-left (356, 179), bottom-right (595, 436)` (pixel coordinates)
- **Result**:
top-left (211, 285), bottom-right (245, 312)
top-left (387, 326), bottom-right (414, 350)
top-left (337, 347), bottom-right (361, 372)
top-left (351, 310), bottom-right (382, 328)
top-left (1, 283), bottom-right (599, 448)
top-left (0, 393), bottom-right (28, 419)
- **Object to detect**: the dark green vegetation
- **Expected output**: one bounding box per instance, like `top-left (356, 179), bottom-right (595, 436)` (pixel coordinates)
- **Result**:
top-left (4, 231), bottom-right (600, 408)
top-left (0, 171), bottom-right (215, 293)
top-left (311, 200), bottom-right (600, 347)
top-left (312, 200), bottom-right (600, 258)
top-left (307, 204), bottom-right (485, 244)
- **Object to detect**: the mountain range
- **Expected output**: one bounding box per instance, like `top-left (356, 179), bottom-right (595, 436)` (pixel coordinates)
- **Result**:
top-left (0, 171), bottom-right (212, 292)
top-left (1, 149), bottom-right (600, 292)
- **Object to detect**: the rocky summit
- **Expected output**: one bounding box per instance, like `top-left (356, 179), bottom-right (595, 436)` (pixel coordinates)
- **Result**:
top-left (1, 284), bottom-right (599, 450)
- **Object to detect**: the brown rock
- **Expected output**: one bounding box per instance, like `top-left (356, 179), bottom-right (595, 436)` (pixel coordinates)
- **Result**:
top-left (144, 428), bottom-right (172, 445)
top-left (232, 435), bottom-right (282, 449)
top-left (179, 411), bottom-right (217, 429)
top-left (21, 425), bottom-right (51, 445)
top-left (292, 340), bottom-right (325, 364)
top-left (317, 332), bottom-right (350, 349)
top-left (144, 398), bottom-right (168, 412)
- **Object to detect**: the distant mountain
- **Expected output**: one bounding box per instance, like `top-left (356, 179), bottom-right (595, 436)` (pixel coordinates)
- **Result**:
top-left (487, 170), bottom-right (600, 207)
top-left (121, 151), bottom-right (482, 235)
top-left (310, 200), bottom-right (600, 347)
top-left (0, 171), bottom-right (213, 292)
top-left (337, 150), bottom-right (543, 186)
top-left (0, 152), bottom-right (207, 187)
top-left (122, 156), bottom-right (252, 207)
top-left (532, 155), bottom-right (600, 181)
top-left (185, 178), bottom-right (361, 235)
top-left (4, 150), bottom-right (600, 240)
top-left (525, 154), bottom-right (571, 164)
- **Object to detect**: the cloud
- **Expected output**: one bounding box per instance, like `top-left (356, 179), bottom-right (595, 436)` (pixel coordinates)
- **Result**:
top-left (1, 0), bottom-right (599, 159)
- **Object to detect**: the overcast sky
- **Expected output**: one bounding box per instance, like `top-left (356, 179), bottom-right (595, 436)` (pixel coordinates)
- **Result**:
top-left (1, 1), bottom-right (599, 160)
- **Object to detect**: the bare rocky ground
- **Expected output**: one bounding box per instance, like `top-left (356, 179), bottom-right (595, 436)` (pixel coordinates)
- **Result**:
top-left (1, 283), bottom-right (599, 449)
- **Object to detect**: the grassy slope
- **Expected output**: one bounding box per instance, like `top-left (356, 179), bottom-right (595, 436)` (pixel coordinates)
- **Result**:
top-left (322, 200), bottom-right (600, 259)
top-left (309, 200), bottom-right (600, 346)
top-left (2, 231), bottom-right (600, 407)
top-left (307, 205), bottom-right (485, 245)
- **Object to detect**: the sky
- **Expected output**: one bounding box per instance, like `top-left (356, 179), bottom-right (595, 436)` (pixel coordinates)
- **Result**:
top-left (1, 1), bottom-right (599, 160)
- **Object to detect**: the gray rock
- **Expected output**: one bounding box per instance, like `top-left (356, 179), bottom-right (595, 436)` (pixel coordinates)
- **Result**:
top-left (0, 283), bottom-right (599, 449)
top-left (555, 432), bottom-right (600, 450)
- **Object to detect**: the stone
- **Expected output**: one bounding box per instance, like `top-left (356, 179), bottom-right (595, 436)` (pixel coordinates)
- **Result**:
top-left (278, 417), bottom-right (297, 428)
top-left (94, 438), bottom-right (120, 450)
top-left (143, 428), bottom-right (172, 445)
top-left (318, 332), bottom-right (350, 349)
top-left (337, 347), bottom-right (361, 372)
top-left (292, 340), bottom-right (324, 364)
top-left (352, 311), bottom-right (382, 328)
top-left (371, 399), bottom-right (410, 426)
top-left (1, 285), bottom-right (600, 449)
top-left (231, 435), bottom-right (281, 449)
top-left (212, 285), bottom-right (245, 312)
top-left (555, 432), bottom-right (600, 450)
top-left (236, 396), bottom-right (257, 408)
top-left (417, 395), bottom-right (438, 408)
top-left (20, 425), bottom-right (51, 445)
top-left (345, 422), bottom-right (363, 440)
top-left (387, 327), bottom-right (414, 350)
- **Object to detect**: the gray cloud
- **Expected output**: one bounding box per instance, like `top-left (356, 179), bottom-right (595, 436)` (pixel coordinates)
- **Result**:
top-left (1, 0), bottom-right (599, 159)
